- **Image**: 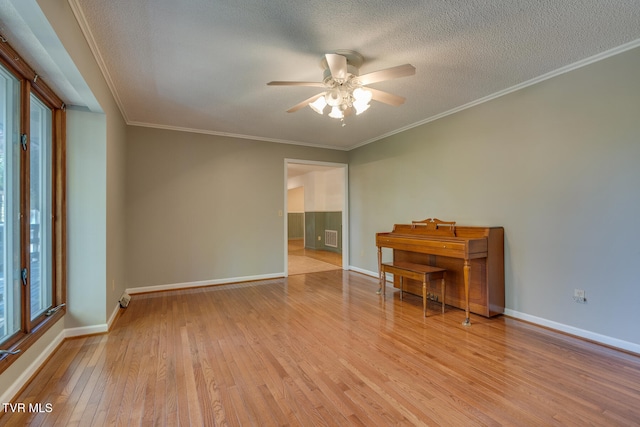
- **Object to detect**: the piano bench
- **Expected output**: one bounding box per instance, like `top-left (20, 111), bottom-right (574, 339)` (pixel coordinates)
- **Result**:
top-left (381, 261), bottom-right (446, 317)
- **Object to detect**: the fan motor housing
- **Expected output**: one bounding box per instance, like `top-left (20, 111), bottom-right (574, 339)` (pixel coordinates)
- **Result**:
top-left (320, 50), bottom-right (364, 79)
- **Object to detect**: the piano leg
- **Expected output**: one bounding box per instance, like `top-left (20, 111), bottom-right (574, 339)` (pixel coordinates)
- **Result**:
top-left (463, 260), bottom-right (471, 326)
top-left (377, 246), bottom-right (385, 297)
top-left (422, 278), bottom-right (427, 317)
top-left (441, 274), bottom-right (446, 314)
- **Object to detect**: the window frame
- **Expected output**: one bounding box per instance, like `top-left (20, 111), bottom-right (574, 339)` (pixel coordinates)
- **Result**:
top-left (0, 36), bottom-right (66, 374)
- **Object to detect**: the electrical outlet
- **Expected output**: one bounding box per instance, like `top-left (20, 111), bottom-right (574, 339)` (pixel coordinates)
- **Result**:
top-left (573, 288), bottom-right (587, 303)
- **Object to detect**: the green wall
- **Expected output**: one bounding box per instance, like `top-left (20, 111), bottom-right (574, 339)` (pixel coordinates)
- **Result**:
top-left (304, 211), bottom-right (342, 253)
top-left (348, 46), bottom-right (640, 348)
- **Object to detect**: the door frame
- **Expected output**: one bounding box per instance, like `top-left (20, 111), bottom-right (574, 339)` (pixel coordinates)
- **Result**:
top-left (284, 159), bottom-right (349, 276)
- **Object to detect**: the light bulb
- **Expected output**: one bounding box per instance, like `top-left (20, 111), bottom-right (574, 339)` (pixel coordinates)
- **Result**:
top-left (353, 87), bottom-right (372, 115)
top-left (325, 87), bottom-right (343, 107)
top-left (328, 106), bottom-right (344, 119)
top-left (353, 87), bottom-right (372, 103)
top-left (354, 102), bottom-right (370, 115)
top-left (309, 96), bottom-right (327, 114)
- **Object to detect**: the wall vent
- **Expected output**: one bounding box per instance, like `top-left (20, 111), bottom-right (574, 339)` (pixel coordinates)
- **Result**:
top-left (325, 230), bottom-right (338, 248)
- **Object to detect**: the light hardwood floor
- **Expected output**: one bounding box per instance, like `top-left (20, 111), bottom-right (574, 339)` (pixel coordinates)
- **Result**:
top-left (288, 239), bottom-right (342, 275)
top-left (2, 271), bottom-right (640, 426)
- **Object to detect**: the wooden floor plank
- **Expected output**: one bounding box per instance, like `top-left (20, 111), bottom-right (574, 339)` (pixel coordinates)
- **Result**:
top-left (2, 271), bottom-right (640, 426)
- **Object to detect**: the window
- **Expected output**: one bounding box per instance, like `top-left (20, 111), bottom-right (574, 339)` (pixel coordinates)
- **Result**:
top-left (0, 64), bottom-right (20, 343)
top-left (29, 94), bottom-right (53, 320)
top-left (0, 37), bottom-right (66, 373)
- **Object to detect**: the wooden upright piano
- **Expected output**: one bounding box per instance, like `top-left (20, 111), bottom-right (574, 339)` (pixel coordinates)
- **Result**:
top-left (376, 218), bottom-right (504, 325)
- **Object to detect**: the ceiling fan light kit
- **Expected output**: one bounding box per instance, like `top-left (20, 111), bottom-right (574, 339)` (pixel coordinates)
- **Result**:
top-left (267, 50), bottom-right (415, 123)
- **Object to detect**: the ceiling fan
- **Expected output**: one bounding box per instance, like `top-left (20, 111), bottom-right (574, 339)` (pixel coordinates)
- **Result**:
top-left (267, 50), bottom-right (415, 121)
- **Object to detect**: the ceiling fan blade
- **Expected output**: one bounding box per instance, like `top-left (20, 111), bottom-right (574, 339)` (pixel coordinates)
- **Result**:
top-left (325, 53), bottom-right (348, 81)
top-left (358, 64), bottom-right (416, 85)
top-left (286, 93), bottom-right (325, 113)
top-left (267, 81), bottom-right (325, 87)
top-left (368, 87), bottom-right (406, 106)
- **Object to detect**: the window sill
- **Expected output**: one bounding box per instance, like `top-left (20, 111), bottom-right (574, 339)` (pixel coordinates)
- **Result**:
top-left (0, 308), bottom-right (66, 375)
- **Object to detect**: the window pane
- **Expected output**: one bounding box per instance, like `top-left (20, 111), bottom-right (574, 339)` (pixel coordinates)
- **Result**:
top-left (0, 66), bottom-right (21, 342)
top-left (29, 94), bottom-right (52, 320)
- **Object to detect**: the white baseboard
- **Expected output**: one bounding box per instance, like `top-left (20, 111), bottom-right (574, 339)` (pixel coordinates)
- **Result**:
top-left (64, 324), bottom-right (108, 338)
top-left (348, 265), bottom-right (377, 278)
top-left (1, 305), bottom-right (121, 404)
top-left (0, 329), bottom-right (66, 404)
top-left (504, 309), bottom-right (640, 354)
top-left (107, 303), bottom-right (121, 330)
top-left (125, 273), bottom-right (285, 295)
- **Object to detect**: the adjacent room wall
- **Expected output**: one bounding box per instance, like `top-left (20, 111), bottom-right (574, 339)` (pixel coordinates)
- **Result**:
top-left (288, 168), bottom-right (345, 251)
top-left (124, 126), bottom-right (347, 289)
top-left (348, 46), bottom-right (640, 348)
top-left (287, 186), bottom-right (304, 213)
top-left (287, 187), bottom-right (304, 240)
top-left (304, 169), bottom-right (345, 212)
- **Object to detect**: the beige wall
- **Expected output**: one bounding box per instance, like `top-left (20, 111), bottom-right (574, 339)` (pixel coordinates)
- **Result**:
top-left (288, 187), bottom-right (304, 212)
top-left (288, 168), bottom-right (345, 212)
top-left (124, 126), bottom-right (347, 288)
top-left (306, 169), bottom-right (345, 212)
top-left (348, 46), bottom-right (640, 348)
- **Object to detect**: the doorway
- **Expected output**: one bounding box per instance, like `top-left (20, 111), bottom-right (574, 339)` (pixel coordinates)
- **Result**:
top-left (284, 160), bottom-right (348, 276)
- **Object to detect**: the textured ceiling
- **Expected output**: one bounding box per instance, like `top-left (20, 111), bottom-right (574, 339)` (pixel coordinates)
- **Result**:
top-left (4, 1), bottom-right (640, 150)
